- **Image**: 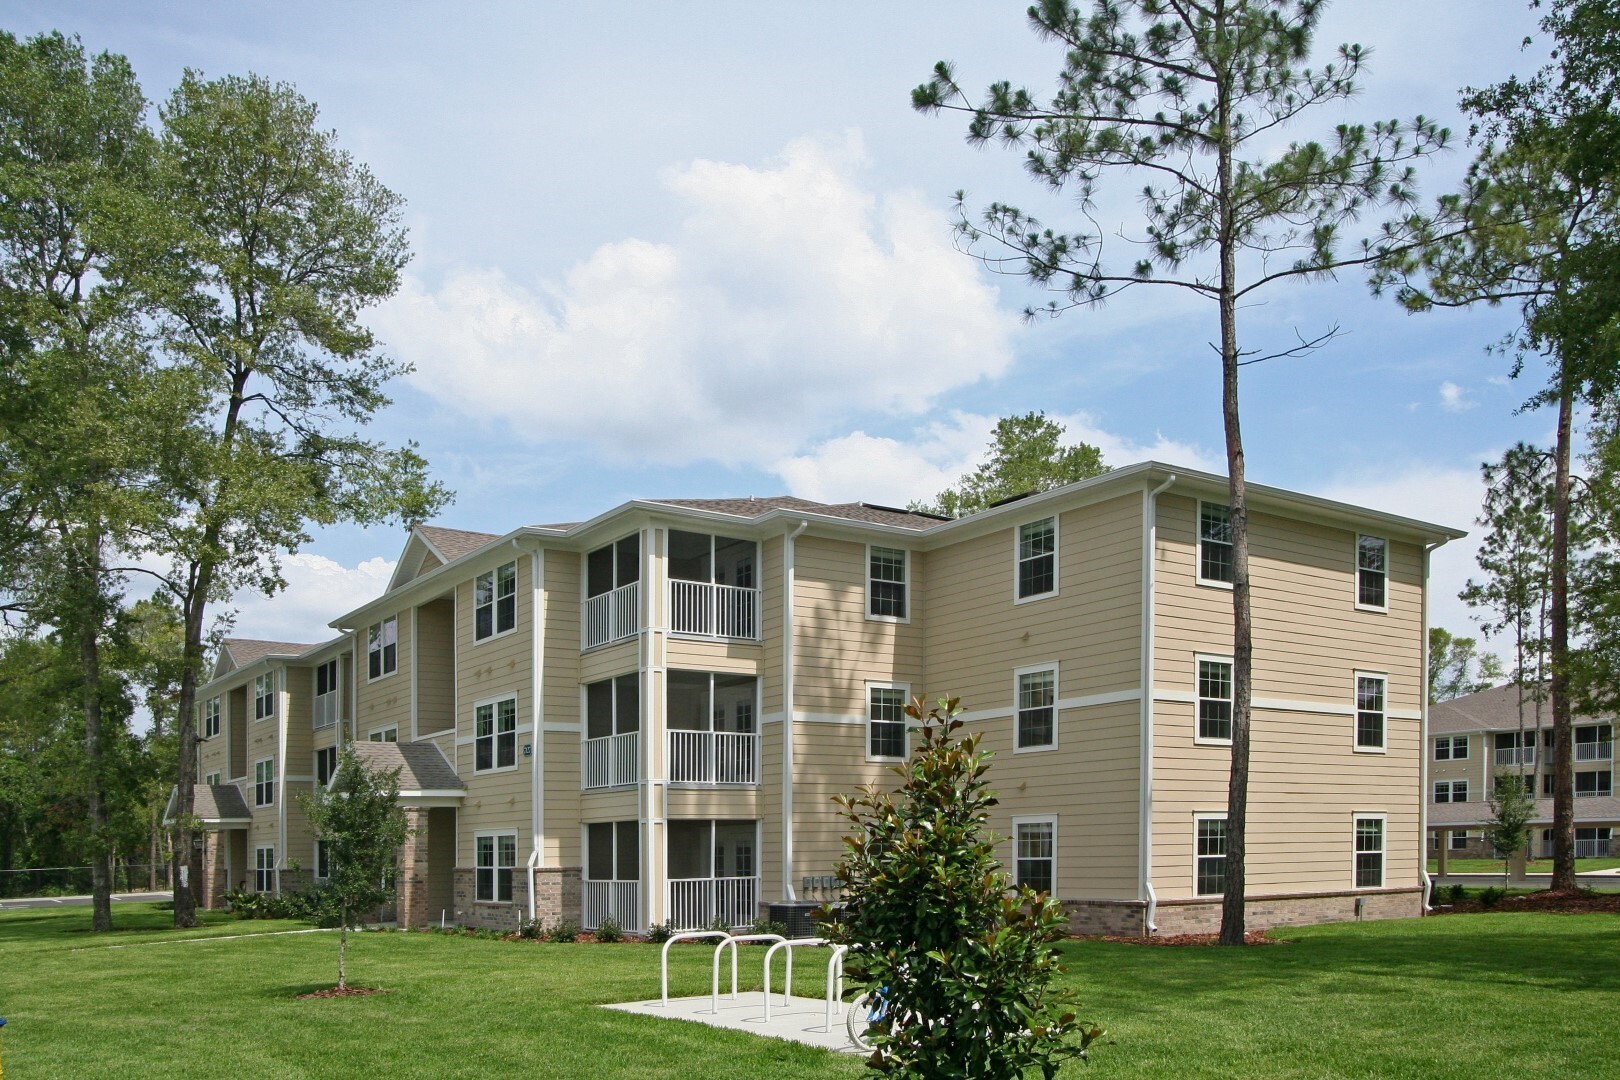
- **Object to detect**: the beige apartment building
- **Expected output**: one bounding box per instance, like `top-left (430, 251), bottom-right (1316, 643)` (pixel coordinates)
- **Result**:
top-left (177, 462), bottom-right (1461, 935)
top-left (1427, 684), bottom-right (1617, 866)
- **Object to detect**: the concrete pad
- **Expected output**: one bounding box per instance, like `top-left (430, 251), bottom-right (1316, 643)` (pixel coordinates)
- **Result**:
top-left (604, 992), bottom-right (864, 1054)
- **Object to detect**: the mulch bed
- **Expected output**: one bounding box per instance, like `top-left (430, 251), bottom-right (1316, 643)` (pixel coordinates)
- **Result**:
top-left (296, 986), bottom-right (385, 999)
top-left (1091, 930), bottom-right (1278, 947)
top-left (1430, 889), bottom-right (1620, 915)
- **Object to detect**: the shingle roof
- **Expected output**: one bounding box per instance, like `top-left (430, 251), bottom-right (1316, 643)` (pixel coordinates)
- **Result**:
top-left (163, 783), bottom-right (251, 825)
top-left (648, 495), bottom-right (940, 531)
top-left (417, 525), bottom-right (501, 561)
top-left (348, 740), bottom-right (464, 795)
top-left (1429, 794), bottom-right (1620, 828)
top-left (1430, 684), bottom-right (1607, 734)
top-left (222, 638), bottom-right (320, 668)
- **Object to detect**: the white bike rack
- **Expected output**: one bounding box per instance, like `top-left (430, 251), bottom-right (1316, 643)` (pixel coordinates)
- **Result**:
top-left (659, 930), bottom-right (731, 1007)
top-left (761, 937), bottom-right (850, 1032)
top-left (709, 934), bottom-right (786, 1014)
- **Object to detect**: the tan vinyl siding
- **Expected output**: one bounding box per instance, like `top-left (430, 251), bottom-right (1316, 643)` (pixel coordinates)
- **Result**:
top-left (543, 551), bottom-right (582, 867)
top-left (357, 609), bottom-right (412, 741)
top-left (416, 599), bottom-right (455, 736)
top-left (789, 722), bottom-right (896, 882)
top-left (792, 536), bottom-right (923, 716)
top-left (228, 686), bottom-right (248, 779)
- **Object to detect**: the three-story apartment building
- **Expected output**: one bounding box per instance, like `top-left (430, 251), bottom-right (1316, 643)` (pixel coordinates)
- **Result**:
top-left (178, 462), bottom-right (1461, 935)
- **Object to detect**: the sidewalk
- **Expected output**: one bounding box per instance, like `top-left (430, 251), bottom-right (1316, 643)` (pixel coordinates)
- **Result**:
top-left (0, 890), bottom-right (172, 911)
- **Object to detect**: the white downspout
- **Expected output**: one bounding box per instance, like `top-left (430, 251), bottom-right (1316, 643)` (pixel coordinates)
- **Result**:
top-left (1139, 474), bottom-right (1175, 933)
top-left (782, 520), bottom-right (810, 903)
top-left (276, 665), bottom-right (288, 895)
top-left (1420, 541), bottom-right (1439, 911)
top-left (527, 543), bottom-right (545, 925)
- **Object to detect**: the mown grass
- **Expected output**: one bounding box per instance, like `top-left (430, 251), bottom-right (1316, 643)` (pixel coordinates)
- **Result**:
top-left (1, 903), bottom-right (1615, 1078)
top-left (1427, 856), bottom-right (1620, 874)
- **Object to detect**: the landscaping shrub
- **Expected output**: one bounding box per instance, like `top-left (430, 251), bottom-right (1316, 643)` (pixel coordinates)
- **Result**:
top-left (1480, 886), bottom-right (1507, 908)
top-left (750, 918), bottom-right (788, 939)
top-left (1446, 883), bottom-right (1467, 904)
top-left (705, 915), bottom-right (732, 934)
top-left (595, 915), bottom-right (623, 943)
top-left (644, 921), bottom-right (675, 944)
top-left (546, 919), bottom-right (580, 943)
top-left (518, 918), bottom-right (544, 940)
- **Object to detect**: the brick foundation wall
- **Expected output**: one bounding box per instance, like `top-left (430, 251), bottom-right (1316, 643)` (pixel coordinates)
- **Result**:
top-left (532, 866), bottom-right (582, 926)
top-left (1061, 899), bottom-right (1150, 936)
top-left (397, 808), bottom-right (432, 928)
top-left (201, 832), bottom-right (228, 910)
top-left (1150, 887), bottom-right (1423, 936)
top-left (453, 869), bottom-right (529, 932)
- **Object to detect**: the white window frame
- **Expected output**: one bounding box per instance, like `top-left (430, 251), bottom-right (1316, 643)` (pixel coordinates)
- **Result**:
top-left (1196, 500), bottom-right (1234, 589)
top-left (255, 845), bottom-right (276, 893)
top-left (367, 725), bottom-right (398, 743)
top-left (1433, 734), bottom-right (1468, 761)
top-left (1433, 779), bottom-right (1468, 804)
top-left (314, 839), bottom-right (331, 882)
top-left (314, 746), bottom-right (338, 788)
top-left (1013, 663), bottom-right (1058, 753)
top-left (474, 560), bottom-right (519, 643)
top-left (1194, 813), bottom-right (1228, 897)
top-left (253, 757), bottom-right (275, 807)
top-left (475, 830), bottom-right (517, 903)
top-left (203, 770), bottom-right (221, 786)
top-left (865, 681), bottom-right (910, 763)
top-left (473, 694), bottom-right (519, 774)
top-left (1353, 813), bottom-right (1386, 889)
top-left (313, 658), bottom-right (340, 729)
top-left (1194, 653), bottom-right (1235, 746)
top-left (1011, 814), bottom-right (1057, 895)
top-left (253, 672), bottom-right (275, 721)
top-left (203, 696), bottom-right (221, 739)
top-left (1355, 535), bottom-right (1389, 613)
top-left (1575, 769), bottom-right (1613, 798)
top-left (367, 615), bottom-right (398, 681)
top-left (1449, 830), bottom-right (1469, 851)
top-left (1354, 671), bottom-right (1387, 753)
top-left (1013, 516), bottom-right (1058, 604)
top-left (865, 545), bottom-right (910, 623)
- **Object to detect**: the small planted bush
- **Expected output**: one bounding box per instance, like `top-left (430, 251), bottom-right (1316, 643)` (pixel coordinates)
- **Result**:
top-left (594, 915), bottom-right (623, 943)
top-left (517, 918), bottom-right (544, 940)
top-left (1480, 886), bottom-right (1507, 908)
top-left (645, 921), bottom-right (675, 944)
top-left (750, 918), bottom-right (788, 939)
top-left (546, 919), bottom-right (580, 943)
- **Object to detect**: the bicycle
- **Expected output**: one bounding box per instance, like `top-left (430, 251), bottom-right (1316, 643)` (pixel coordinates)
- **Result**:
top-left (845, 987), bottom-right (889, 1051)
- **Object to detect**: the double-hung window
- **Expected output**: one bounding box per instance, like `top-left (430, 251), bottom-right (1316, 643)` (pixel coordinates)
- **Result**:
top-left (368, 616), bottom-right (397, 679)
top-left (1015, 666), bottom-right (1056, 750)
top-left (476, 832), bottom-right (516, 902)
top-left (475, 696), bottom-right (517, 772)
top-left (313, 658), bottom-right (340, 729)
top-left (867, 684), bottom-right (908, 762)
top-left (1355, 674), bottom-right (1386, 751)
top-left (253, 758), bottom-right (275, 807)
top-left (1434, 734), bottom-right (1468, 760)
top-left (255, 846), bottom-right (275, 892)
top-left (1433, 779), bottom-right (1468, 803)
top-left (253, 673), bottom-right (275, 720)
top-left (203, 771), bottom-right (220, 786)
top-left (1197, 657), bottom-right (1234, 743)
top-left (1013, 817), bottom-right (1056, 895)
top-left (868, 546), bottom-right (908, 620)
top-left (1449, 831), bottom-right (1469, 851)
top-left (1198, 502), bottom-right (1234, 585)
top-left (1354, 816), bottom-right (1385, 888)
top-left (203, 696), bottom-right (221, 738)
top-left (1195, 816), bottom-right (1228, 896)
top-left (475, 560), bottom-right (518, 641)
top-left (368, 726), bottom-right (398, 743)
top-left (315, 746), bottom-right (338, 787)
top-left (1356, 536), bottom-right (1388, 610)
top-left (1016, 518), bottom-right (1056, 601)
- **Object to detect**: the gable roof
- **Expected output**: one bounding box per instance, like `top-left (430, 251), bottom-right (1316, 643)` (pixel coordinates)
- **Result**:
top-left (388, 524), bottom-right (503, 592)
top-left (417, 525), bottom-right (501, 561)
top-left (347, 740), bottom-right (464, 796)
top-left (1430, 684), bottom-right (1608, 734)
top-left (163, 783), bottom-right (252, 827)
top-left (646, 496), bottom-right (939, 531)
top-left (215, 638), bottom-right (320, 677)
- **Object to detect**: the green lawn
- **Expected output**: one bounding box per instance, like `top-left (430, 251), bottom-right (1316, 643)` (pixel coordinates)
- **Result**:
top-left (1427, 856), bottom-right (1620, 874)
top-left (1, 903), bottom-right (1616, 1078)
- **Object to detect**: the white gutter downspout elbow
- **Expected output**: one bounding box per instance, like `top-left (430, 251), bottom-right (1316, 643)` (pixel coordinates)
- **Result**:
top-left (782, 520), bottom-right (810, 903)
top-left (1140, 473), bottom-right (1176, 934)
top-left (526, 848), bottom-right (541, 925)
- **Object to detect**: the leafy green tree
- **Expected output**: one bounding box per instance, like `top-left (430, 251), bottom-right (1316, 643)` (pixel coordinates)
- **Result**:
top-left (1428, 627), bottom-right (1506, 703)
top-left (296, 747), bottom-right (408, 989)
top-left (829, 697), bottom-right (1101, 1078)
top-left (914, 0), bottom-right (1447, 944)
top-left (1376, 0), bottom-right (1620, 895)
top-left (140, 72), bottom-right (450, 927)
top-left (0, 31), bottom-right (185, 929)
top-left (1485, 769), bottom-right (1536, 880)
top-left (913, 412), bottom-right (1106, 518)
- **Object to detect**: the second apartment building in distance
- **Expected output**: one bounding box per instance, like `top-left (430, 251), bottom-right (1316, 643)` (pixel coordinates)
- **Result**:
top-left (185, 462), bottom-right (1462, 936)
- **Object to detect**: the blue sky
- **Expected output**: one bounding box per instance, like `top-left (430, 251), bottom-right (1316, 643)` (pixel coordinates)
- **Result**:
top-left (4, 1), bottom-right (1558, 651)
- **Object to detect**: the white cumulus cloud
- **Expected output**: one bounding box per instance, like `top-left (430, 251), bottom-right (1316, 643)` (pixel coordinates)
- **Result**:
top-left (374, 133), bottom-right (1016, 464)
top-left (226, 553), bottom-right (397, 646)
top-left (1439, 381), bottom-right (1476, 412)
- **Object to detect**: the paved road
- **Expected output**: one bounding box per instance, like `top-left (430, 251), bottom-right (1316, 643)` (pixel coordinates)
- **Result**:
top-left (1430, 872), bottom-right (1620, 892)
top-left (0, 891), bottom-right (172, 911)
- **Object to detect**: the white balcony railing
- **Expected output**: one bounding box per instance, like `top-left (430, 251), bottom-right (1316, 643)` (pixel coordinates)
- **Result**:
top-left (667, 876), bottom-right (758, 930)
top-left (1495, 746), bottom-right (1536, 767)
top-left (584, 732), bottom-right (640, 789)
top-left (1576, 836), bottom-right (1613, 858)
top-left (584, 880), bottom-right (640, 931)
top-left (584, 582), bottom-right (640, 650)
top-left (1577, 741), bottom-right (1613, 762)
top-left (312, 692), bottom-right (339, 730)
top-left (668, 581), bottom-right (759, 640)
top-left (668, 731), bottom-right (759, 785)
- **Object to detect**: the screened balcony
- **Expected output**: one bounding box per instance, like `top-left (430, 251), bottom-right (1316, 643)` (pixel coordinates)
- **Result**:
top-left (584, 534), bottom-right (640, 650)
top-left (667, 531), bottom-right (759, 640)
top-left (666, 820), bottom-right (759, 929)
top-left (583, 820), bottom-right (640, 930)
top-left (583, 673), bottom-right (640, 789)
top-left (667, 672), bottom-right (759, 786)
top-left (1576, 724), bottom-right (1613, 762)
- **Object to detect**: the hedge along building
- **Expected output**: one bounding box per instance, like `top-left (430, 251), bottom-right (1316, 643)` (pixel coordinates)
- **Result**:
top-left (175, 462), bottom-right (1462, 935)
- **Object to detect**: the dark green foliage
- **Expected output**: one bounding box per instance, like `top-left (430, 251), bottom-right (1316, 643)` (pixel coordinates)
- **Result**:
top-left (913, 412), bottom-right (1106, 518)
top-left (546, 919), bottom-right (580, 943)
top-left (518, 917), bottom-right (544, 940)
top-left (221, 885), bottom-right (343, 925)
top-left (750, 917), bottom-right (789, 939)
top-left (594, 915), bottom-right (623, 943)
top-left (1486, 770), bottom-right (1536, 877)
top-left (829, 697), bottom-right (1100, 1078)
top-left (1428, 627), bottom-right (1507, 703)
top-left (1479, 887), bottom-right (1507, 908)
top-left (644, 920), bottom-right (675, 944)
top-left (1445, 883), bottom-right (1468, 905)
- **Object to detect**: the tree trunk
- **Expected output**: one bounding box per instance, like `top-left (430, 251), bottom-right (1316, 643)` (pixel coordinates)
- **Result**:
top-left (1549, 382), bottom-right (1576, 892)
top-left (79, 531), bottom-right (113, 932)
